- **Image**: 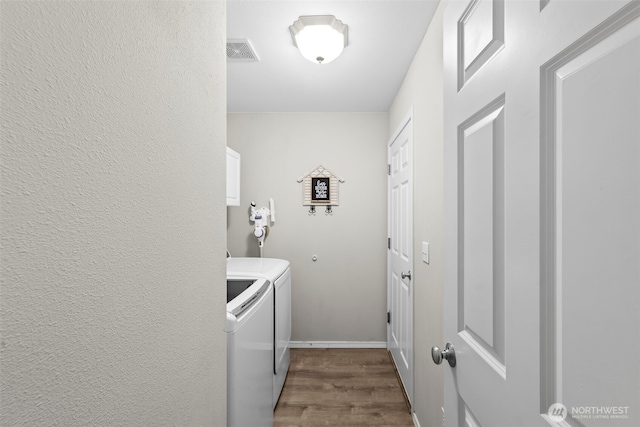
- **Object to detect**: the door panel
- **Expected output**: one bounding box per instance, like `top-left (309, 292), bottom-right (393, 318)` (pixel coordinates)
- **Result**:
top-left (540, 11), bottom-right (640, 424)
top-left (388, 113), bottom-right (413, 405)
top-left (458, 0), bottom-right (504, 90)
top-left (459, 96), bottom-right (506, 375)
top-left (444, 1), bottom-right (640, 426)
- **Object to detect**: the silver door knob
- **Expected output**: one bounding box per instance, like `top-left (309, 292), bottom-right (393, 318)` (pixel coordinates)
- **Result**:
top-left (431, 343), bottom-right (456, 367)
top-left (401, 271), bottom-right (412, 280)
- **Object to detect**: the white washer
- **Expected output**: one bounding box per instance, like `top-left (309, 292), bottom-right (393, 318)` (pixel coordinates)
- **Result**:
top-left (226, 277), bottom-right (274, 427)
top-left (227, 257), bottom-right (291, 408)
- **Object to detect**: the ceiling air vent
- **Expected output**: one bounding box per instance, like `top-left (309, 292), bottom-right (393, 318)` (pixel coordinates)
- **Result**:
top-left (226, 39), bottom-right (259, 62)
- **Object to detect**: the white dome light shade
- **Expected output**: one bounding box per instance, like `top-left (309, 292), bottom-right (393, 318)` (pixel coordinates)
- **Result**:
top-left (290, 16), bottom-right (349, 64)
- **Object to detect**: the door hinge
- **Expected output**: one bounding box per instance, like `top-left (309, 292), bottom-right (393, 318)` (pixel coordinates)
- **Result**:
top-left (387, 311), bottom-right (391, 324)
top-left (388, 237), bottom-right (391, 249)
top-left (388, 164), bottom-right (391, 175)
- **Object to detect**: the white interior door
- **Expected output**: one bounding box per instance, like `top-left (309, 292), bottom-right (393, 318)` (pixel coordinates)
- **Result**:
top-left (388, 111), bottom-right (414, 406)
top-left (442, 1), bottom-right (639, 425)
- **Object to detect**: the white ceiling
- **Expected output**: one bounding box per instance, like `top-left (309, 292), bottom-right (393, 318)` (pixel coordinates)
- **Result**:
top-left (227, 0), bottom-right (440, 113)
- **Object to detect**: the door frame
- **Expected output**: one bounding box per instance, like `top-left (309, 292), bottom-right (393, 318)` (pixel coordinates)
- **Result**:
top-left (387, 107), bottom-right (414, 406)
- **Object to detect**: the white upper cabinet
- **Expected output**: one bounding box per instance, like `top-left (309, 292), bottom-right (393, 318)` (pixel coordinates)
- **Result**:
top-left (226, 147), bottom-right (240, 206)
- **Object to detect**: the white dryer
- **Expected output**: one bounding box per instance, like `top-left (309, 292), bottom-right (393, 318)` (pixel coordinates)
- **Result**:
top-left (225, 277), bottom-right (273, 427)
top-left (227, 257), bottom-right (291, 407)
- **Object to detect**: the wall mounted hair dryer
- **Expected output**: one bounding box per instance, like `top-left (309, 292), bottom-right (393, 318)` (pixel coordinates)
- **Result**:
top-left (249, 198), bottom-right (275, 251)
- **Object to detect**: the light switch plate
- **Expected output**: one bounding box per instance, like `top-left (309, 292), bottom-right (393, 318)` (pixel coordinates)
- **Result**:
top-left (422, 242), bottom-right (429, 264)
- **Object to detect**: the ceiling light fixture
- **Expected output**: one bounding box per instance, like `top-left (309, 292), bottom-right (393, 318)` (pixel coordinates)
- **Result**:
top-left (289, 15), bottom-right (349, 64)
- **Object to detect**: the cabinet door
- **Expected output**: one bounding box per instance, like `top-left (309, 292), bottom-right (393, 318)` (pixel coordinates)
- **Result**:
top-left (226, 147), bottom-right (240, 206)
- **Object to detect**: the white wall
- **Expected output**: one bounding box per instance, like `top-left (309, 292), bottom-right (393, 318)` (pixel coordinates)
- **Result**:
top-left (227, 113), bottom-right (388, 343)
top-left (1, 2), bottom-right (227, 425)
top-left (389, 0), bottom-right (447, 425)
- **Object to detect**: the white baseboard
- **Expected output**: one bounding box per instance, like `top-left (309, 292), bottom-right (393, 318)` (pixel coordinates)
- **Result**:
top-left (412, 411), bottom-right (421, 427)
top-left (289, 341), bottom-right (387, 349)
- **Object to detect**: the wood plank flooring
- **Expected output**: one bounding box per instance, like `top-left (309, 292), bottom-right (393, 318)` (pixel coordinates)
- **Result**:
top-left (274, 348), bottom-right (413, 426)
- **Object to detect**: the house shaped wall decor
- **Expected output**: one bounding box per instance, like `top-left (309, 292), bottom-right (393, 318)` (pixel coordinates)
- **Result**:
top-left (297, 164), bottom-right (345, 207)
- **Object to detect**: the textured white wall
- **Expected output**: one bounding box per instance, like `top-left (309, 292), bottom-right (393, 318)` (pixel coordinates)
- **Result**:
top-left (227, 113), bottom-right (388, 343)
top-left (1, 2), bottom-right (227, 425)
top-left (388, 0), bottom-right (447, 425)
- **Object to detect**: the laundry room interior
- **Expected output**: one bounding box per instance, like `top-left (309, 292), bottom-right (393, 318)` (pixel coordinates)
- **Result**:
top-left (225, 0), bottom-right (446, 424)
top-left (227, 113), bottom-right (390, 343)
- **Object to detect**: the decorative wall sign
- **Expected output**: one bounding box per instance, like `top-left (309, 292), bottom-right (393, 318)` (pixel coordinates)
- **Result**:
top-left (311, 177), bottom-right (330, 202)
top-left (297, 164), bottom-right (344, 207)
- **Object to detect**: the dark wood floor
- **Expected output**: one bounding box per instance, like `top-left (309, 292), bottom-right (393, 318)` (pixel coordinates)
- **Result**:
top-left (274, 348), bottom-right (413, 426)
